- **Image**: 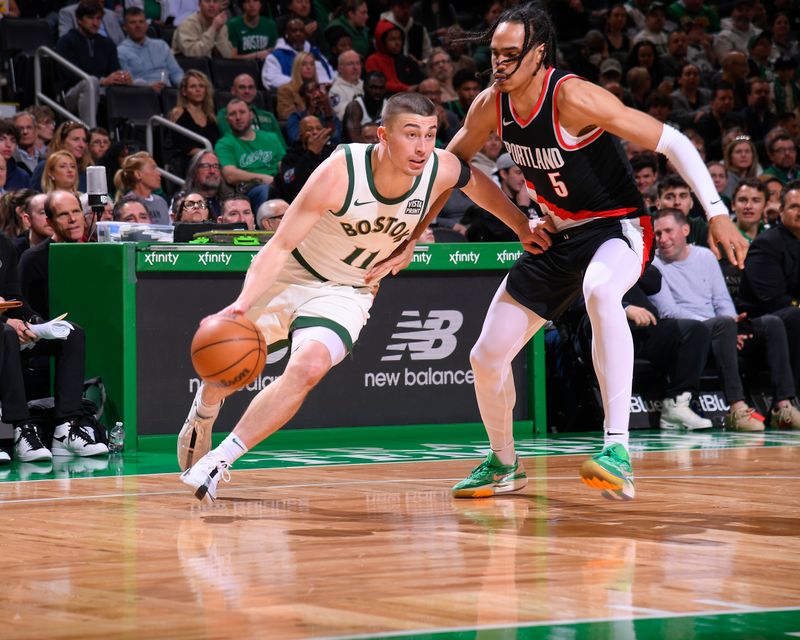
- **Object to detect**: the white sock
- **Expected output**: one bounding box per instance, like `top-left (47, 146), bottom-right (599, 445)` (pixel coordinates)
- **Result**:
top-left (215, 433), bottom-right (248, 464)
top-left (605, 431), bottom-right (629, 450)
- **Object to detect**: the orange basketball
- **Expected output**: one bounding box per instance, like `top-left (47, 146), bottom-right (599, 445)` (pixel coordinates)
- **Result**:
top-left (191, 315), bottom-right (267, 388)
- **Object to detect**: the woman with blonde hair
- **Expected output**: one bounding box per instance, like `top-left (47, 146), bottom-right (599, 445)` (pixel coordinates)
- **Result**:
top-left (169, 70), bottom-right (220, 173)
top-left (113, 151), bottom-right (169, 224)
top-left (31, 122), bottom-right (90, 192)
top-left (276, 51), bottom-right (318, 120)
top-left (722, 135), bottom-right (760, 199)
top-left (41, 151), bottom-right (80, 194)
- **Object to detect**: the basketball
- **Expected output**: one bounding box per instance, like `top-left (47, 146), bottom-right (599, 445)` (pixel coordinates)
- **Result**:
top-left (190, 315), bottom-right (267, 388)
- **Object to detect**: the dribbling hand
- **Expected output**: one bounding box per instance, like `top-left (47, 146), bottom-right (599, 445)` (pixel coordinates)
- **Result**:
top-left (200, 302), bottom-right (248, 326)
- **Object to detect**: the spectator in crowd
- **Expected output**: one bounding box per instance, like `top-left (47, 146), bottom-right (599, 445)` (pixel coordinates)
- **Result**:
top-left (274, 115), bottom-right (334, 203)
top-left (328, 50), bottom-right (363, 122)
top-left (227, 0), bottom-right (277, 61)
top-left (696, 81), bottom-right (738, 160)
top-left (740, 78), bottom-right (777, 161)
top-left (32, 122), bottom-right (90, 194)
top-left (566, 30), bottom-right (607, 86)
top-left (256, 198), bottom-right (288, 231)
top-left (58, 0), bottom-right (125, 44)
top-left (467, 154), bottom-right (534, 242)
top-left (667, 0), bottom-right (720, 33)
top-left (358, 121), bottom-right (379, 144)
top-left (445, 69), bottom-right (482, 122)
top-left (625, 66), bottom-right (654, 112)
top-left (761, 175), bottom-right (783, 225)
top-left (670, 63), bottom-right (711, 128)
top-left (324, 0), bottom-right (370, 60)
top-left (118, 7), bottom-right (185, 90)
top-left (730, 177), bottom-right (767, 243)
top-left (0, 157), bottom-right (6, 197)
top-left (180, 150), bottom-right (233, 221)
top-left (87, 127), bottom-right (111, 165)
top-left (773, 57), bottom-right (799, 115)
top-left (218, 195), bottom-right (256, 229)
top-left (56, 0), bottom-right (131, 126)
top-left (412, 1), bottom-right (458, 46)
top-left (275, 0), bottom-right (326, 52)
top-left (99, 140), bottom-right (135, 199)
top-left (113, 152), bottom-right (170, 224)
top-left (11, 113), bottom-right (44, 176)
top-left (217, 74), bottom-right (285, 146)
top-left (649, 207), bottom-right (800, 431)
top-left (112, 194), bottom-right (151, 223)
top-left (215, 98), bottom-right (285, 212)
top-left (707, 160), bottom-right (730, 208)
top-left (263, 17), bottom-right (335, 90)
top-left (426, 48), bottom-right (458, 103)
top-left (324, 28), bottom-right (353, 63)
top-left (169, 71), bottom-right (221, 173)
top-left (276, 52), bottom-right (319, 120)
top-left (417, 78), bottom-right (459, 147)
top-left (41, 151), bottom-right (79, 194)
top-left (471, 131), bottom-right (503, 178)
top-left (171, 0), bottom-right (233, 58)
top-left (660, 29), bottom-right (690, 81)
top-left (746, 29), bottom-right (773, 81)
top-left (286, 81), bottom-right (342, 146)
top-left (442, 26), bottom-right (477, 77)
top-left (379, 0), bottom-right (432, 64)
top-left (632, 2), bottom-right (669, 55)
top-left (604, 3), bottom-right (631, 57)
top-left (0, 121), bottom-right (31, 191)
top-left (656, 173), bottom-right (708, 245)
top-left (171, 191), bottom-right (212, 223)
top-left (471, 1), bottom-right (504, 70)
top-left (714, 51), bottom-right (748, 110)
top-left (646, 92), bottom-right (674, 124)
top-left (15, 192), bottom-right (51, 258)
top-left (0, 229), bottom-right (104, 462)
top-left (631, 152), bottom-right (660, 196)
top-left (27, 106), bottom-right (56, 160)
top-left (713, 0), bottom-right (759, 60)
top-left (366, 20), bottom-right (423, 95)
top-left (762, 132), bottom-right (798, 185)
top-left (770, 13), bottom-right (798, 62)
top-left (0, 189), bottom-right (33, 243)
top-left (685, 20), bottom-right (717, 78)
top-left (738, 180), bottom-right (800, 402)
top-left (343, 71), bottom-right (386, 142)
top-left (722, 135), bottom-right (759, 199)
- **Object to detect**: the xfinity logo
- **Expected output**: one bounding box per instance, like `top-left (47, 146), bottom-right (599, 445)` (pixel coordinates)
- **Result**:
top-left (381, 310), bottom-right (462, 361)
top-left (197, 251), bottom-right (232, 266)
top-left (143, 252), bottom-right (179, 266)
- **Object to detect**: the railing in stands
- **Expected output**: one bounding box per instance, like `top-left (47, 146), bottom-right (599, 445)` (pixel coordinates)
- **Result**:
top-left (146, 115), bottom-right (213, 188)
top-left (34, 46), bottom-right (96, 128)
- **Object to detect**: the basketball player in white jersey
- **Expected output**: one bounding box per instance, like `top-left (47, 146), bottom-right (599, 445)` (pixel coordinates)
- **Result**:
top-left (179, 92), bottom-right (548, 502)
top-left (368, 4), bottom-right (748, 501)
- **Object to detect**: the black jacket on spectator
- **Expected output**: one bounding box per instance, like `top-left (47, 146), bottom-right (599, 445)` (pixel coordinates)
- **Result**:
top-left (55, 28), bottom-right (120, 87)
top-left (18, 238), bottom-right (52, 319)
top-left (738, 224), bottom-right (800, 316)
top-left (275, 138), bottom-right (334, 203)
top-left (0, 234), bottom-right (41, 324)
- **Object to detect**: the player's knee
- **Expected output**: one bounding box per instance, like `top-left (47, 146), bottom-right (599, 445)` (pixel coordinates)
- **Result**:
top-left (287, 349), bottom-right (331, 387)
top-left (470, 342), bottom-right (500, 377)
top-left (583, 280), bottom-right (623, 313)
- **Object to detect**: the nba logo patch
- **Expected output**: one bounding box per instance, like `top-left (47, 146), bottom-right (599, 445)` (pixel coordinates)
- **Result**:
top-left (404, 199), bottom-right (424, 216)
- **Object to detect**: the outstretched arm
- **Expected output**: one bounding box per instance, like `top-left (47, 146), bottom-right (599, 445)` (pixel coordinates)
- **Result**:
top-left (558, 78), bottom-right (749, 268)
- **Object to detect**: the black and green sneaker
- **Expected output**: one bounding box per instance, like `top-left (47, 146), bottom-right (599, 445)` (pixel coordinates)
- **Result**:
top-left (579, 443), bottom-right (635, 500)
top-left (452, 452), bottom-right (527, 498)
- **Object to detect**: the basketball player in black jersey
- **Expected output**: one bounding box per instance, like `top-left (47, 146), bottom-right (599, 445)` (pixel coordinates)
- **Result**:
top-left (369, 3), bottom-right (747, 500)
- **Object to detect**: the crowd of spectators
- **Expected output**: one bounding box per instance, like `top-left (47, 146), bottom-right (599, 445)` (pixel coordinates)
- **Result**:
top-left (1, 0), bottom-right (800, 452)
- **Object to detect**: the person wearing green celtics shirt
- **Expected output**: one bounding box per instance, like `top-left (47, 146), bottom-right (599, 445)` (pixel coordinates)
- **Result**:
top-left (323, 0), bottom-right (370, 59)
top-left (215, 98), bottom-right (285, 212)
top-left (217, 73), bottom-right (286, 149)
top-left (227, 0), bottom-right (277, 62)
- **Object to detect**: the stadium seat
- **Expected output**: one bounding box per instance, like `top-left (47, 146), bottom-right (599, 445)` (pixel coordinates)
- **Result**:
top-left (0, 18), bottom-right (56, 102)
top-left (105, 85), bottom-right (162, 141)
top-left (175, 56), bottom-right (212, 80)
top-left (210, 58), bottom-right (260, 91)
top-left (0, 18), bottom-right (54, 55)
top-left (161, 86), bottom-right (179, 115)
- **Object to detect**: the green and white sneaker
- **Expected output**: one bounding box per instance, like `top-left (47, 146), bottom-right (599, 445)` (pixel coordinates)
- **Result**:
top-left (452, 452), bottom-right (527, 498)
top-left (579, 443), bottom-right (635, 500)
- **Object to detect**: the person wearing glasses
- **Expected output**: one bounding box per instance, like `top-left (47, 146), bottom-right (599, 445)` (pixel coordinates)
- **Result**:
top-left (180, 151), bottom-right (234, 221)
top-left (172, 192), bottom-right (211, 224)
top-left (255, 198), bottom-right (288, 231)
top-left (762, 133), bottom-right (799, 185)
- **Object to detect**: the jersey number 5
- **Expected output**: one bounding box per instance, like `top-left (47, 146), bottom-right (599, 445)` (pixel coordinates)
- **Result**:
top-left (548, 172), bottom-right (569, 198)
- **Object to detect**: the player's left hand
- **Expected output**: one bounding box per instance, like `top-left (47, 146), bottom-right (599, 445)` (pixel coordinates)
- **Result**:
top-left (708, 215), bottom-right (749, 268)
top-left (201, 302), bottom-right (248, 326)
top-left (519, 215), bottom-right (555, 254)
top-left (365, 242), bottom-right (415, 283)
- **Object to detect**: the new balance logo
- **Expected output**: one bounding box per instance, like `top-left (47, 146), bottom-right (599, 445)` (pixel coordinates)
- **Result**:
top-left (381, 310), bottom-right (463, 361)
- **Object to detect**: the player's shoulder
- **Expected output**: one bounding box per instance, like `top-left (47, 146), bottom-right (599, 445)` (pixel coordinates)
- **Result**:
top-left (430, 148), bottom-right (462, 185)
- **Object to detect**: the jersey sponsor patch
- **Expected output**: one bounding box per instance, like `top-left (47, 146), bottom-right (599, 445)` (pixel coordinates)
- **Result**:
top-left (403, 198), bottom-right (424, 216)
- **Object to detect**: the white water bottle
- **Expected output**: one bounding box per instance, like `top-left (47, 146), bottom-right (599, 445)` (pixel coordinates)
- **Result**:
top-left (109, 421), bottom-right (125, 453)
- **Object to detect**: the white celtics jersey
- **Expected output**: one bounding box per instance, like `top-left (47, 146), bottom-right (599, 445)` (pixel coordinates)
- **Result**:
top-left (292, 143), bottom-right (439, 287)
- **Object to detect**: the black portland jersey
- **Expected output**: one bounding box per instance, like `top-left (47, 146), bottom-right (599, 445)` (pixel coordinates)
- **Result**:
top-left (497, 67), bottom-right (646, 231)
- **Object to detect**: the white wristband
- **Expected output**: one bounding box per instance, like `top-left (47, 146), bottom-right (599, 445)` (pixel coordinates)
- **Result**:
top-left (655, 124), bottom-right (729, 220)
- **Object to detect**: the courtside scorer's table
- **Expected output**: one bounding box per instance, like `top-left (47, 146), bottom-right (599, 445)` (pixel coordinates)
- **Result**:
top-left (50, 242), bottom-right (545, 452)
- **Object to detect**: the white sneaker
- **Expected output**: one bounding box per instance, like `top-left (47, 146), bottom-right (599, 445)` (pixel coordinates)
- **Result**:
top-left (659, 392), bottom-right (713, 430)
top-left (14, 423), bottom-right (53, 462)
top-left (0, 449), bottom-right (10, 464)
top-left (180, 452), bottom-right (231, 504)
top-left (177, 386), bottom-right (222, 472)
top-left (52, 420), bottom-right (109, 457)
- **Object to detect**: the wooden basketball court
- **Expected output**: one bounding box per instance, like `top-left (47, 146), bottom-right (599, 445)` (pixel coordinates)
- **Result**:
top-left (1, 431), bottom-right (799, 639)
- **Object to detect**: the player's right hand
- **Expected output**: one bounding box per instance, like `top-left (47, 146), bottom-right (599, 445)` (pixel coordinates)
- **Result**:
top-left (200, 302), bottom-right (247, 326)
top-left (520, 215), bottom-right (555, 254)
